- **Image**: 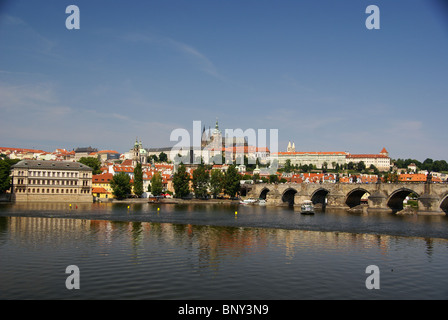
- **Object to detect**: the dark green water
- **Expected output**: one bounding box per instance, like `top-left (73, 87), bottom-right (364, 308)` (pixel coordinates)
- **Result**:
top-left (0, 202), bottom-right (447, 299)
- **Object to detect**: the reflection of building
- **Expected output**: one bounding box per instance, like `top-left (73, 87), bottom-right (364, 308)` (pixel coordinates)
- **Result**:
top-left (10, 160), bottom-right (93, 202)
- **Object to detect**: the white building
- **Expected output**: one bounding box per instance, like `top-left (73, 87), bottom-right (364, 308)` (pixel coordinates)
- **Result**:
top-left (346, 148), bottom-right (391, 171)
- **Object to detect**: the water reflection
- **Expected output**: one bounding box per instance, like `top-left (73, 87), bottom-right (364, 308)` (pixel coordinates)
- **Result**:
top-left (2, 216), bottom-right (440, 264)
top-left (1, 215), bottom-right (448, 299)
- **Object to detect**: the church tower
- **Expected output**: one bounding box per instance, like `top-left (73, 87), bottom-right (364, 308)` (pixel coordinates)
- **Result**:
top-left (132, 138), bottom-right (140, 167)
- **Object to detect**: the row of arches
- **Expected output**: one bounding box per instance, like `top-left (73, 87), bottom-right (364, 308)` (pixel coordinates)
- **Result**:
top-left (258, 187), bottom-right (448, 213)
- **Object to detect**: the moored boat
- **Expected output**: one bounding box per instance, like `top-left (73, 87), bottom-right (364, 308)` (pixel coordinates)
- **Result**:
top-left (300, 200), bottom-right (314, 214)
top-left (240, 198), bottom-right (257, 204)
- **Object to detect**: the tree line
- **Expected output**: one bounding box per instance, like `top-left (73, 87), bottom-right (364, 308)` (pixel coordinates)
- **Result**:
top-left (392, 158), bottom-right (448, 173)
top-left (109, 163), bottom-right (241, 200)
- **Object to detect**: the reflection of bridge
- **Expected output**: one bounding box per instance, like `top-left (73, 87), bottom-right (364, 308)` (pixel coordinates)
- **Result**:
top-left (244, 182), bottom-right (448, 215)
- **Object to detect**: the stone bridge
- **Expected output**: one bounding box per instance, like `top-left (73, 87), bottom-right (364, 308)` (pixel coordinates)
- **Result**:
top-left (243, 182), bottom-right (448, 215)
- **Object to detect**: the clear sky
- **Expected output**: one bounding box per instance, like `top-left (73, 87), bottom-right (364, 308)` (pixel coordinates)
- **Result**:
top-left (0, 0), bottom-right (447, 161)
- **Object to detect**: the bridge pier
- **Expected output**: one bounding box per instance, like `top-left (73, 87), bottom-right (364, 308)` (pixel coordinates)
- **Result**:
top-left (418, 193), bottom-right (445, 215)
top-left (326, 189), bottom-right (349, 209)
top-left (294, 192), bottom-right (310, 207)
top-left (367, 191), bottom-right (391, 212)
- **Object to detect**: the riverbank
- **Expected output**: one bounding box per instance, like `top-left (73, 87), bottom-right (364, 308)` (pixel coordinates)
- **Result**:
top-left (102, 197), bottom-right (241, 205)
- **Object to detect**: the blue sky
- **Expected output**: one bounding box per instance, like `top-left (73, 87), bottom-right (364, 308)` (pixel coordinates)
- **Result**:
top-left (0, 0), bottom-right (447, 161)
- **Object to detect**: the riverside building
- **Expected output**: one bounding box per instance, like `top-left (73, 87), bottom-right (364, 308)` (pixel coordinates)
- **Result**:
top-left (10, 160), bottom-right (93, 202)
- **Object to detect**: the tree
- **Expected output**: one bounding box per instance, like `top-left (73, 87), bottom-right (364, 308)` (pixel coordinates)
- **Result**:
top-left (223, 165), bottom-right (240, 197)
top-left (210, 169), bottom-right (224, 198)
top-left (110, 172), bottom-right (132, 199)
top-left (0, 158), bottom-right (20, 194)
top-left (148, 154), bottom-right (158, 163)
top-left (192, 164), bottom-right (210, 198)
top-left (356, 161), bottom-right (366, 172)
top-left (159, 152), bottom-right (168, 162)
top-left (78, 157), bottom-right (102, 175)
top-left (173, 164), bottom-right (190, 198)
top-left (151, 172), bottom-right (163, 196)
top-left (269, 174), bottom-right (279, 183)
top-left (284, 159), bottom-right (293, 173)
top-left (133, 163), bottom-right (143, 197)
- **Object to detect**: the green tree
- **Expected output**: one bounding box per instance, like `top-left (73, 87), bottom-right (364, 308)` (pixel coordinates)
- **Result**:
top-left (223, 165), bottom-right (240, 197)
top-left (192, 164), bottom-right (210, 198)
top-left (151, 172), bottom-right (163, 196)
top-left (269, 174), bottom-right (279, 183)
top-left (173, 164), bottom-right (190, 198)
top-left (158, 152), bottom-right (168, 162)
top-left (210, 169), bottom-right (224, 198)
top-left (78, 157), bottom-right (102, 175)
top-left (148, 154), bottom-right (158, 163)
top-left (0, 158), bottom-right (20, 194)
top-left (133, 162), bottom-right (143, 197)
top-left (110, 172), bottom-right (132, 200)
top-left (356, 161), bottom-right (366, 172)
top-left (284, 159), bottom-right (293, 173)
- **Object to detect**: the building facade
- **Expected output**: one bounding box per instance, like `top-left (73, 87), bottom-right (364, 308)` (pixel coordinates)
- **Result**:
top-left (10, 160), bottom-right (93, 202)
top-left (274, 150), bottom-right (347, 169)
top-left (92, 173), bottom-right (114, 199)
top-left (346, 148), bottom-right (391, 171)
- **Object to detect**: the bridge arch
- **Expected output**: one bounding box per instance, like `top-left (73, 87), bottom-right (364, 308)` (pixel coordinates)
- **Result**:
top-left (259, 187), bottom-right (270, 200)
top-left (281, 188), bottom-right (298, 206)
top-left (310, 188), bottom-right (330, 209)
top-left (439, 192), bottom-right (448, 214)
top-left (345, 188), bottom-right (370, 208)
top-left (387, 187), bottom-right (419, 212)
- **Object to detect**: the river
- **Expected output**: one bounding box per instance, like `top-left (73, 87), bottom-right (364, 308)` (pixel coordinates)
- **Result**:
top-left (0, 202), bottom-right (447, 300)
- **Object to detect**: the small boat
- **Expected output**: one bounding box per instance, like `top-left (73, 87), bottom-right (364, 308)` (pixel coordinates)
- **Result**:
top-left (240, 198), bottom-right (257, 205)
top-left (300, 200), bottom-right (314, 214)
top-left (257, 199), bottom-right (267, 205)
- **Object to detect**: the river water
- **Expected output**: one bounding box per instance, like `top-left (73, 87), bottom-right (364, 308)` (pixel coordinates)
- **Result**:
top-left (0, 202), bottom-right (447, 300)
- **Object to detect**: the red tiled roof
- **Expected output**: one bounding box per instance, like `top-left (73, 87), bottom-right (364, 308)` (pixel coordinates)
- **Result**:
top-left (347, 154), bottom-right (389, 159)
top-left (92, 187), bottom-right (109, 194)
top-left (92, 173), bottom-right (114, 183)
top-left (275, 151), bottom-right (346, 155)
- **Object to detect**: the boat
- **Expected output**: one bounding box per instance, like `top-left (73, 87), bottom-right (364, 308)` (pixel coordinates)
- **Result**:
top-left (300, 200), bottom-right (314, 214)
top-left (240, 198), bottom-right (257, 205)
top-left (257, 199), bottom-right (267, 205)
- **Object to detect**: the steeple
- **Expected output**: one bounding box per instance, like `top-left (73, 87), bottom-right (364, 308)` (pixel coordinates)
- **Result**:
top-left (213, 117), bottom-right (221, 135)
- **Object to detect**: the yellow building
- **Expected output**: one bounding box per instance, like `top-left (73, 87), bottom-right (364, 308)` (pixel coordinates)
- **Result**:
top-left (92, 173), bottom-right (114, 199)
